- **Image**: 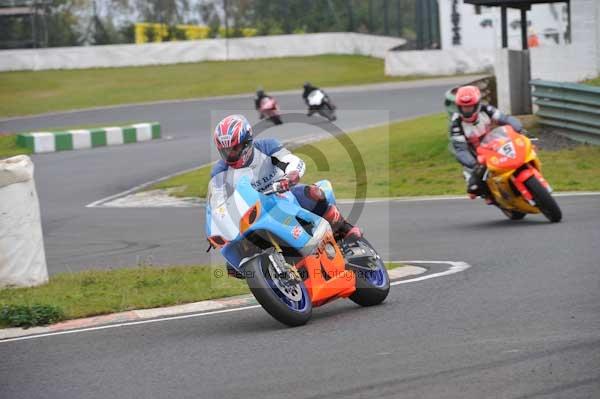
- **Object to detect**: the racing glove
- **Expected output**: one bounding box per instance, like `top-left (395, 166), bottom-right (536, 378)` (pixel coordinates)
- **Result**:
top-left (273, 170), bottom-right (300, 193)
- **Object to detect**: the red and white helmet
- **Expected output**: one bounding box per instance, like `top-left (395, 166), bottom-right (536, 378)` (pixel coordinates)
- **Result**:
top-left (213, 115), bottom-right (254, 169)
top-left (455, 85), bottom-right (482, 123)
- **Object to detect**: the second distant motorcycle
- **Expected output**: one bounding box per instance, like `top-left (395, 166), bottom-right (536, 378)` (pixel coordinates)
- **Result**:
top-left (255, 89), bottom-right (283, 125)
top-left (302, 82), bottom-right (337, 121)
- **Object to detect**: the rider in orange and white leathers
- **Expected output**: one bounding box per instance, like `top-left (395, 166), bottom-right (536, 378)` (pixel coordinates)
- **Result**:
top-left (449, 85), bottom-right (524, 196)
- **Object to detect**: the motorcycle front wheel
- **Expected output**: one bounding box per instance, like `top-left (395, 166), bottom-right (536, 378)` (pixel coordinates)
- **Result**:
top-left (270, 115), bottom-right (283, 125)
top-left (524, 176), bottom-right (562, 223)
top-left (245, 254), bottom-right (312, 327)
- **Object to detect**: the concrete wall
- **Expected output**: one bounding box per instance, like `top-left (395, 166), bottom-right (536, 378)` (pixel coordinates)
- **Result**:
top-left (530, 46), bottom-right (598, 82)
top-left (384, 44), bottom-right (596, 81)
top-left (385, 48), bottom-right (495, 76)
top-left (496, 49), bottom-right (532, 114)
top-left (0, 33), bottom-right (405, 72)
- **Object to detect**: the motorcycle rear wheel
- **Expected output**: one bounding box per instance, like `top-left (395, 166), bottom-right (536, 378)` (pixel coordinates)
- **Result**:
top-left (245, 254), bottom-right (312, 327)
top-left (524, 176), bottom-right (562, 223)
top-left (345, 238), bottom-right (390, 307)
top-left (318, 103), bottom-right (336, 121)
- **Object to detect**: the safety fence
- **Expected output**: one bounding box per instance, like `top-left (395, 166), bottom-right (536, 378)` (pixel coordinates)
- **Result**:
top-left (531, 80), bottom-right (600, 145)
top-left (444, 75), bottom-right (497, 117)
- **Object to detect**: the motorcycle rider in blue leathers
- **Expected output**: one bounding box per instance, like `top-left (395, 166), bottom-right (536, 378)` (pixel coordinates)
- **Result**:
top-left (208, 114), bottom-right (361, 277)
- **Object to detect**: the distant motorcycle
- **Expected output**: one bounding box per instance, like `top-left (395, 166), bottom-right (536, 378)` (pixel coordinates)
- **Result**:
top-left (306, 89), bottom-right (337, 121)
top-left (476, 126), bottom-right (562, 222)
top-left (258, 96), bottom-right (283, 125)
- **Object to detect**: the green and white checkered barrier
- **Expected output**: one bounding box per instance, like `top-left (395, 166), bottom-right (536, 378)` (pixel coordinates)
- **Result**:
top-left (16, 122), bottom-right (161, 153)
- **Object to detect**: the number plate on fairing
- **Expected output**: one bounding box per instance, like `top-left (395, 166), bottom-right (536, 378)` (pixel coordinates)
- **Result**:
top-left (498, 142), bottom-right (516, 159)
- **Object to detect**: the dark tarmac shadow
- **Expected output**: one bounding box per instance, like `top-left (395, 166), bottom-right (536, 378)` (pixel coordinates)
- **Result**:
top-left (451, 217), bottom-right (560, 230)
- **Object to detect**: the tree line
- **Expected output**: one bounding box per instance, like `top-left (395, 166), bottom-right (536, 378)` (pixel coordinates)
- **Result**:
top-left (1, 0), bottom-right (440, 49)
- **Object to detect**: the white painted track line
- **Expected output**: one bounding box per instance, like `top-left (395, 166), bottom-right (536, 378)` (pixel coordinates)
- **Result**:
top-left (0, 260), bottom-right (471, 344)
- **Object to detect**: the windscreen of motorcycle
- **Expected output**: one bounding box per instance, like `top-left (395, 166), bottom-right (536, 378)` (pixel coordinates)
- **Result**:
top-left (481, 126), bottom-right (509, 146)
top-left (207, 181), bottom-right (251, 241)
top-left (307, 90), bottom-right (325, 106)
top-left (481, 127), bottom-right (518, 159)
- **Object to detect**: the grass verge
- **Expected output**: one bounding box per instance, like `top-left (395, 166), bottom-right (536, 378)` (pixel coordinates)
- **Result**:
top-left (0, 55), bottom-right (452, 118)
top-left (151, 113), bottom-right (600, 198)
top-left (0, 263), bottom-right (405, 328)
top-left (583, 76), bottom-right (600, 87)
top-left (0, 135), bottom-right (32, 160)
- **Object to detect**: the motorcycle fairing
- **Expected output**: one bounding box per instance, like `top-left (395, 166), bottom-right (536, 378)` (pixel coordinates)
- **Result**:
top-left (209, 176), bottom-right (335, 270)
top-left (307, 90), bottom-right (325, 106)
top-left (478, 127), bottom-right (547, 213)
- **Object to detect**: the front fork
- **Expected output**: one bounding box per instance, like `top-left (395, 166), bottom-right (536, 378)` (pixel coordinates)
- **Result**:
top-left (265, 232), bottom-right (302, 286)
top-left (511, 164), bottom-right (552, 204)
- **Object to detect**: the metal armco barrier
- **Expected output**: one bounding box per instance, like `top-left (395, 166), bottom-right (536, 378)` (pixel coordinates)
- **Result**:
top-left (531, 80), bottom-right (600, 145)
top-left (444, 75), bottom-right (497, 117)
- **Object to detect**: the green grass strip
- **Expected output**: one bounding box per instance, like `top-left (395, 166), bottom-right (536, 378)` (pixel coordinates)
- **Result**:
top-left (0, 265), bottom-right (246, 328)
top-left (151, 113), bottom-right (600, 198)
top-left (583, 76), bottom-right (600, 87)
top-left (0, 263), bottom-right (405, 328)
top-left (0, 55), bottom-right (458, 118)
top-left (0, 135), bottom-right (33, 159)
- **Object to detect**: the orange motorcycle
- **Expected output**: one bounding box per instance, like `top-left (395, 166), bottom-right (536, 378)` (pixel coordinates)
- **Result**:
top-left (476, 126), bottom-right (562, 222)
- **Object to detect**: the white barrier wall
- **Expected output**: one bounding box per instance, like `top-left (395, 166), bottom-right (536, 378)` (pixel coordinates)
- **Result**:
top-left (383, 46), bottom-right (598, 81)
top-left (528, 0), bottom-right (599, 82)
top-left (530, 46), bottom-right (598, 82)
top-left (385, 48), bottom-right (495, 76)
top-left (0, 155), bottom-right (48, 288)
top-left (0, 33), bottom-right (405, 72)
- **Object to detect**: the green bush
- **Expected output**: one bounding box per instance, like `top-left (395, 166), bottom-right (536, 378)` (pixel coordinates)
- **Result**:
top-left (0, 304), bottom-right (65, 328)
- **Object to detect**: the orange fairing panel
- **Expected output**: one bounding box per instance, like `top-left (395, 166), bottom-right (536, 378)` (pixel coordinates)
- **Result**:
top-left (299, 233), bottom-right (356, 307)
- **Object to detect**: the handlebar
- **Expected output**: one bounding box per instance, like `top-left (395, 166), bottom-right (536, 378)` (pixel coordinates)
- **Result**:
top-left (521, 129), bottom-right (539, 141)
top-left (263, 176), bottom-right (297, 195)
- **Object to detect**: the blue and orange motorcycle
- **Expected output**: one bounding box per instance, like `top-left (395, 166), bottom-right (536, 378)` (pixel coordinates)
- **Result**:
top-left (206, 175), bottom-right (389, 326)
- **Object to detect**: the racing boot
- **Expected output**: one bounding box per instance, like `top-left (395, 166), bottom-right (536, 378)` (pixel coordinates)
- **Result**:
top-left (322, 205), bottom-right (362, 242)
top-left (467, 168), bottom-right (485, 198)
top-left (467, 183), bottom-right (482, 197)
top-left (467, 183), bottom-right (496, 205)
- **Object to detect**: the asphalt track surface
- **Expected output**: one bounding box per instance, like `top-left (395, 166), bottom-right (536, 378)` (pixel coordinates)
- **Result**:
top-left (1, 195), bottom-right (599, 398)
top-left (1, 78), bottom-right (599, 398)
